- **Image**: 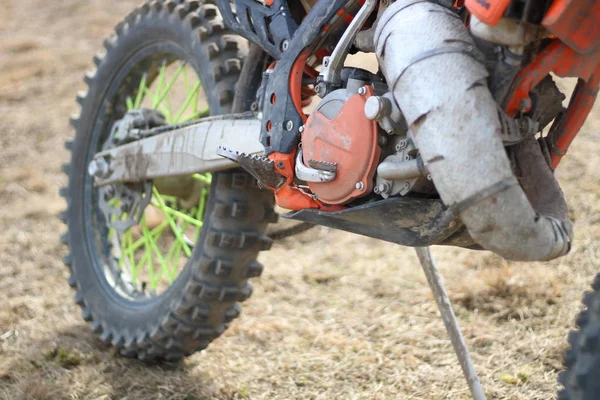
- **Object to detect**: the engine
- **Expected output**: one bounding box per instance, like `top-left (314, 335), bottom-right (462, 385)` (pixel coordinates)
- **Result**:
top-left (300, 67), bottom-right (434, 205)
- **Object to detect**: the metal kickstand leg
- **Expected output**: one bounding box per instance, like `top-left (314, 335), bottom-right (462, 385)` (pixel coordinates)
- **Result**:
top-left (414, 247), bottom-right (487, 400)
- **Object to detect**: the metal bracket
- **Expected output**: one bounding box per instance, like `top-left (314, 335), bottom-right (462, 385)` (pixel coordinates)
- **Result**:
top-left (414, 247), bottom-right (487, 400)
top-left (319, 0), bottom-right (377, 88)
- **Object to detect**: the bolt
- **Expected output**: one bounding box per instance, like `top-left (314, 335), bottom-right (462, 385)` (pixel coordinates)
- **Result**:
top-left (104, 185), bottom-right (116, 200)
top-left (404, 154), bottom-right (411, 161)
top-left (427, 174), bottom-right (432, 181)
top-left (276, 161), bottom-right (285, 169)
top-left (377, 183), bottom-right (391, 195)
top-left (403, 182), bottom-right (411, 190)
top-left (315, 83), bottom-right (327, 98)
top-left (280, 39), bottom-right (289, 52)
top-left (358, 86), bottom-right (367, 96)
top-left (88, 158), bottom-right (110, 179)
top-left (355, 182), bottom-right (365, 191)
top-left (299, 125), bottom-right (305, 133)
top-left (323, 57), bottom-right (330, 68)
top-left (285, 120), bottom-right (294, 131)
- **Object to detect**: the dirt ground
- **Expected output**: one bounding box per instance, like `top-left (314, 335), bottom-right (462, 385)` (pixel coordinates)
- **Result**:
top-left (1, 1), bottom-right (600, 399)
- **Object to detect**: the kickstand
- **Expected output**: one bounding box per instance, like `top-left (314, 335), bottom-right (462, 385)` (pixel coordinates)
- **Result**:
top-left (414, 247), bottom-right (487, 400)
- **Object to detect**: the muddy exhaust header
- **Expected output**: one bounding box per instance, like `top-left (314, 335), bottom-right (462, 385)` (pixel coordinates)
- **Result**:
top-left (374, 0), bottom-right (572, 261)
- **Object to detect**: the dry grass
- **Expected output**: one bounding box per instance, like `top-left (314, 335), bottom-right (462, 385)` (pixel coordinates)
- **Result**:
top-left (1, 0), bottom-right (600, 399)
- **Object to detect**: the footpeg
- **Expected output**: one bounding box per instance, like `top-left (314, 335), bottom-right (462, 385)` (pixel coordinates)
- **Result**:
top-left (217, 146), bottom-right (286, 189)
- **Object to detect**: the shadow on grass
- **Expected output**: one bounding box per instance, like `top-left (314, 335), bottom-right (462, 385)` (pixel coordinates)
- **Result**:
top-left (0, 324), bottom-right (218, 400)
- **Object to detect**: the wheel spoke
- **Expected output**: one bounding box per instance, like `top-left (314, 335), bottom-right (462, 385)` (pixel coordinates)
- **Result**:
top-left (174, 79), bottom-right (202, 123)
top-left (134, 73), bottom-right (148, 109)
top-left (153, 61), bottom-right (187, 110)
top-left (105, 58), bottom-right (210, 297)
top-left (151, 187), bottom-right (193, 257)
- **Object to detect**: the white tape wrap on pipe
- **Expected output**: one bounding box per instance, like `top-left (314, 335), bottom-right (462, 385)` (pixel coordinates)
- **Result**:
top-left (374, 0), bottom-right (571, 261)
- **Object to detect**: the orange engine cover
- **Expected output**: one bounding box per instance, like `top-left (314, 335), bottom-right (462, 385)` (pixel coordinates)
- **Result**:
top-left (301, 86), bottom-right (380, 205)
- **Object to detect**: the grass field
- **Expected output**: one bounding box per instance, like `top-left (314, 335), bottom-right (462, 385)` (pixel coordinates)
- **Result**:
top-left (1, 1), bottom-right (600, 399)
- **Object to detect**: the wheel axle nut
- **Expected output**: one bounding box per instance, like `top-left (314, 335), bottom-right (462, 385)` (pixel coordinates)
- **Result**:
top-left (88, 158), bottom-right (110, 179)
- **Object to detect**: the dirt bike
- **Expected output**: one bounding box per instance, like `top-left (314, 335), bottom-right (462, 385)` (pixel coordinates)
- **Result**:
top-left (60, 0), bottom-right (600, 398)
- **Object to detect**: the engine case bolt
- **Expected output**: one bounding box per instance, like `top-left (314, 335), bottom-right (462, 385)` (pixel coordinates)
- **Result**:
top-left (280, 39), bottom-right (289, 52)
top-left (355, 182), bottom-right (365, 191)
top-left (285, 120), bottom-right (294, 131)
top-left (376, 183), bottom-right (391, 195)
top-left (315, 83), bottom-right (327, 98)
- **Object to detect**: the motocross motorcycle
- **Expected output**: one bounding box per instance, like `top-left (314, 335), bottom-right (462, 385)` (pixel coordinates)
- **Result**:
top-left (61, 0), bottom-right (600, 397)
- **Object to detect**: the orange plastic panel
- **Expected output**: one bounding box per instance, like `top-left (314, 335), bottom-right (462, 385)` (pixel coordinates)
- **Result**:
top-left (465, 0), bottom-right (511, 26)
top-left (543, 0), bottom-right (600, 54)
top-left (301, 86), bottom-right (380, 205)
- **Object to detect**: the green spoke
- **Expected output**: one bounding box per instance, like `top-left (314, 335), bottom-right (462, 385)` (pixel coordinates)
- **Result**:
top-left (152, 61), bottom-right (187, 110)
top-left (151, 200), bottom-right (203, 228)
top-left (134, 73), bottom-right (148, 109)
top-left (141, 220), bottom-right (168, 289)
top-left (192, 173), bottom-right (212, 185)
top-left (108, 57), bottom-right (212, 296)
top-left (152, 187), bottom-right (193, 257)
top-left (126, 96), bottom-right (134, 111)
top-left (124, 220), bottom-right (169, 256)
top-left (174, 79), bottom-right (202, 123)
top-left (152, 62), bottom-right (167, 107)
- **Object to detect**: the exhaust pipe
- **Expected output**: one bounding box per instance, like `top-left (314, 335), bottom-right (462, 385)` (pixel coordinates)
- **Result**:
top-left (374, 0), bottom-right (572, 261)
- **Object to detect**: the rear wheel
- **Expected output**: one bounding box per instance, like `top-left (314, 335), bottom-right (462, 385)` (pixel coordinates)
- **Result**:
top-left (559, 274), bottom-right (600, 400)
top-left (61, 0), bottom-right (275, 361)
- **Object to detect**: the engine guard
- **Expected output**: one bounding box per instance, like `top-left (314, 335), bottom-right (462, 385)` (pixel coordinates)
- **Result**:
top-left (284, 197), bottom-right (479, 248)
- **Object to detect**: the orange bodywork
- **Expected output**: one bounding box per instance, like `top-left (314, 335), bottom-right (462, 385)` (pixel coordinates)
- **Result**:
top-left (302, 86), bottom-right (380, 205)
top-left (464, 0), bottom-right (511, 26)
top-left (268, 151), bottom-right (345, 212)
top-left (543, 0), bottom-right (600, 55)
top-left (505, 40), bottom-right (600, 169)
top-left (264, 52), bottom-right (344, 212)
